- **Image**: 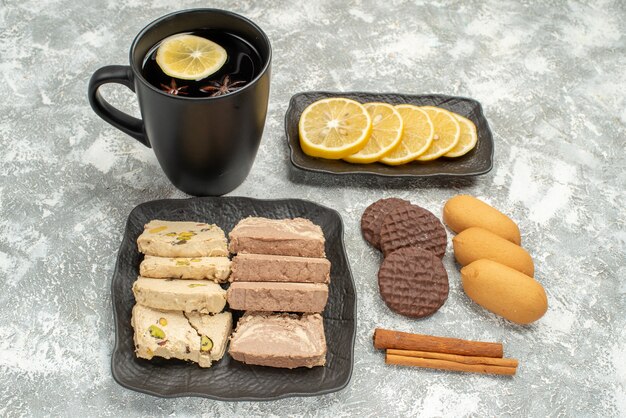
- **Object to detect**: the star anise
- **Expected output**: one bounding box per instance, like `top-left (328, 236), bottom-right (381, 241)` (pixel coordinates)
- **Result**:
top-left (160, 79), bottom-right (188, 95)
top-left (200, 75), bottom-right (246, 97)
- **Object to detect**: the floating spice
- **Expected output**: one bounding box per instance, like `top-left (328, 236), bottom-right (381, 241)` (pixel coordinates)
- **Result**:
top-left (200, 75), bottom-right (246, 97)
top-left (160, 79), bottom-right (188, 95)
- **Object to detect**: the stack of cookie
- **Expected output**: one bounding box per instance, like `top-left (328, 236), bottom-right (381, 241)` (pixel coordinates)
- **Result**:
top-left (444, 195), bottom-right (548, 324)
top-left (131, 220), bottom-right (233, 368)
top-left (226, 217), bottom-right (330, 368)
top-left (361, 199), bottom-right (449, 318)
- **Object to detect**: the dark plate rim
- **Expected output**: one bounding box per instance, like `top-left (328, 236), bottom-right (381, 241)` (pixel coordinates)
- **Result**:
top-left (110, 196), bottom-right (357, 401)
top-left (285, 91), bottom-right (494, 177)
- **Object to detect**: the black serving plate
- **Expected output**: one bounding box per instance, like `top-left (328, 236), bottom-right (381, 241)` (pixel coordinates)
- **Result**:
top-left (111, 197), bottom-right (356, 400)
top-left (285, 91), bottom-right (494, 177)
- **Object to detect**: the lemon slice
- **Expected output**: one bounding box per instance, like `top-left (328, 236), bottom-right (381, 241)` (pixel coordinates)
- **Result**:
top-left (415, 107), bottom-right (460, 161)
top-left (343, 103), bottom-right (404, 164)
top-left (379, 105), bottom-right (434, 165)
top-left (299, 98), bottom-right (372, 159)
top-left (156, 34), bottom-right (227, 81)
top-left (444, 114), bottom-right (478, 157)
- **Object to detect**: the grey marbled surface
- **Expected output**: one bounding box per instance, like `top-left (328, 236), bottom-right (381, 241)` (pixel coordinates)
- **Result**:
top-left (0, 0), bottom-right (625, 416)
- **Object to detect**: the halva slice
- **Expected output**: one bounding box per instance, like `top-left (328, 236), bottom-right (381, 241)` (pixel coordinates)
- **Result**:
top-left (132, 305), bottom-right (232, 368)
top-left (140, 255), bottom-right (231, 282)
top-left (132, 277), bottom-right (226, 313)
top-left (230, 253), bottom-right (330, 283)
top-left (228, 217), bottom-right (326, 258)
top-left (186, 311), bottom-right (233, 364)
top-left (229, 312), bottom-right (327, 368)
top-left (137, 220), bottom-right (228, 257)
top-left (131, 305), bottom-right (200, 366)
top-left (227, 282), bottom-right (328, 313)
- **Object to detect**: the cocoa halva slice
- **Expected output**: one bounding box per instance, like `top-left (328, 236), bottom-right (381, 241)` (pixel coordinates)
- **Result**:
top-left (230, 253), bottom-right (330, 283)
top-left (379, 204), bottom-right (447, 258)
top-left (228, 217), bottom-right (325, 258)
top-left (229, 312), bottom-right (326, 369)
top-left (361, 198), bottom-right (411, 250)
top-left (226, 282), bottom-right (328, 313)
top-left (378, 247), bottom-right (449, 318)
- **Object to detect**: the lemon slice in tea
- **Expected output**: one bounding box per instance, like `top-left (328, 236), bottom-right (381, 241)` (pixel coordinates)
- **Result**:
top-left (379, 105), bottom-right (434, 165)
top-left (415, 106), bottom-right (460, 161)
top-left (299, 98), bottom-right (372, 159)
top-left (156, 34), bottom-right (227, 81)
top-left (344, 103), bottom-right (404, 164)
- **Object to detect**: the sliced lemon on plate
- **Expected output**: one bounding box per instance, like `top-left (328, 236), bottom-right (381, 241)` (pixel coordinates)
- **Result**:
top-left (156, 34), bottom-right (227, 81)
top-left (444, 114), bottom-right (478, 157)
top-left (415, 106), bottom-right (460, 161)
top-left (378, 105), bottom-right (434, 165)
top-left (299, 98), bottom-right (372, 159)
top-left (344, 103), bottom-right (404, 164)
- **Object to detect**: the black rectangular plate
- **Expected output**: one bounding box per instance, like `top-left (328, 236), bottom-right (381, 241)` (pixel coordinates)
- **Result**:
top-left (285, 91), bottom-right (494, 177)
top-left (111, 197), bottom-right (356, 400)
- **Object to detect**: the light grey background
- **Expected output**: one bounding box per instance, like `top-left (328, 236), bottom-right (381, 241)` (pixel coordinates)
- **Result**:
top-left (0, 0), bottom-right (624, 416)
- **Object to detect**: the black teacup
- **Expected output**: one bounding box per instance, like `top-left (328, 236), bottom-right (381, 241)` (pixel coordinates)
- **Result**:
top-left (88, 9), bottom-right (271, 196)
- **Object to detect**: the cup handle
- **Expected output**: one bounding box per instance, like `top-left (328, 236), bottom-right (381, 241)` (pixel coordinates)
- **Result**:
top-left (88, 65), bottom-right (150, 148)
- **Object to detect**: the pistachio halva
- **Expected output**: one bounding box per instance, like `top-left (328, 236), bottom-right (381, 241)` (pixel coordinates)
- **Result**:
top-left (132, 220), bottom-right (232, 368)
top-left (140, 255), bottom-right (231, 282)
top-left (132, 277), bottom-right (227, 313)
top-left (137, 220), bottom-right (228, 257)
top-left (132, 305), bottom-right (232, 367)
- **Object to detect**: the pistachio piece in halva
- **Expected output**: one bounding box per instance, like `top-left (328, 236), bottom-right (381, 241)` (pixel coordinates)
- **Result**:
top-left (201, 336), bottom-right (213, 353)
top-left (148, 325), bottom-right (165, 339)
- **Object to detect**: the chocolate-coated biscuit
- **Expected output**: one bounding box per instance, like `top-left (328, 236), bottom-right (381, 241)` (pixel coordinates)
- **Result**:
top-left (379, 204), bottom-right (447, 258)
top-left (378, 247), bottom-right (449, 318)
top-left (361, 198), bottom-right (411, 249)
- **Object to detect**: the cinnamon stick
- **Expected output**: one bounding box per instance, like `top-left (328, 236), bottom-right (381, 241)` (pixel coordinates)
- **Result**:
top-left (374, 328), bottom-right (503, 358)
top-left (387, 349), bottom-right (518, 368)
top-left (386, 353), bottom-right (516, 376)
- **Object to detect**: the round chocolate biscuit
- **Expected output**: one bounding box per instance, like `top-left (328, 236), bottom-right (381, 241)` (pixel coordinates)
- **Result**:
top-left (361, 198), bottom-right (411, 249)
top-left (379, 204), bottom-right (447, 258)
top-left (378, 247), bottom-right (449, 318)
